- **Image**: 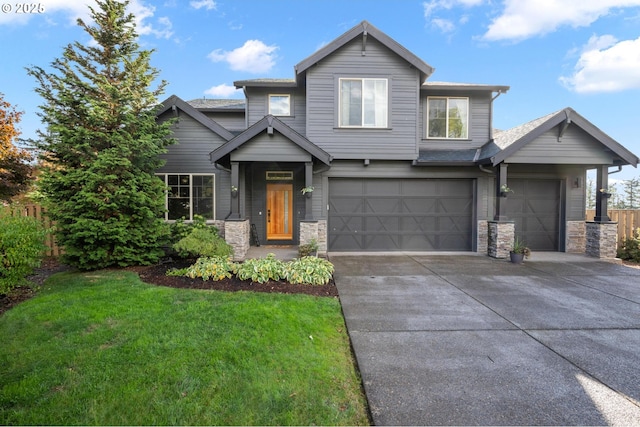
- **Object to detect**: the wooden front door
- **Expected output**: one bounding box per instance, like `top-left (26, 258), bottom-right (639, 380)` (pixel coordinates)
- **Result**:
top-left (266, 183), bottom-right (293, 240)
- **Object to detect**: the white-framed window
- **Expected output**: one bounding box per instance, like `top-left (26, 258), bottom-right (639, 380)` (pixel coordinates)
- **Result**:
top-left (157, 174), bottom-right (215, 221)
top-left (269, 94), bottom-right (291, 116)
top-left (339, 78), bottom-right (388, 128)
top-left (427, 97), bottom-right (469, 139)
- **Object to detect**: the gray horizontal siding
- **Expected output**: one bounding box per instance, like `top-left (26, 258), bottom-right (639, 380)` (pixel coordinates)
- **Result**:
top-left (506, 126), bottom-right (613, 164)
top-left (202, 111), bottom-right (246, 132)
top-left (305, 37), bottom-right (420, 160)
top-left (419, 91), bottom-right (492, 150)
top-left (245, 87), bottom-right (306, 135)
top-left (158, 113), bottom-right (226, 173)
top-left (230, 132), bottom-right (312, 163)
top-left (157, 111), bottom-right (231, 219)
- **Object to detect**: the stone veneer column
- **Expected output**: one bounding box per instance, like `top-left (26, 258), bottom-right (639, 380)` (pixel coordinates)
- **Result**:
top-left (565, 221), bottom-right (586, 253)
top-left (299, 220), bottom-right (328, 257)
top-left (477, 220), bottom-right (489, 254)
top-left (488, 221), bottom-right (515, 259)
top-left (585, 221), bottom-right (618, 259)
top-left (224, 219), bottom-right (250, 261)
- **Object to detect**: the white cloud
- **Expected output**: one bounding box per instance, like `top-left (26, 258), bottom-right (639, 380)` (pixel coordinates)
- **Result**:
top-left (423, 0), bottom-right (484, 33)
top-left (204, 84), bottom-right (240, 97)
top-left (0, 0), bottom-right (174, 39)
top-left (560, 34), bottom-right (640, 93)
top-left (482, 0), bottom-right (640, 42)
top-left (431, 18), bottom-right (456, 33)
top-left (208, 40), bottom-right (278, 73)
top-left (190, 0), bottom-right (217, 10)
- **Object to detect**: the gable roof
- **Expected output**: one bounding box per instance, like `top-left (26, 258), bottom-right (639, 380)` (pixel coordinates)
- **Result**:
top-left (209, 115), bottom-right (332, 166)
top-left (157, 95), bottom-right (235, 141)
top-left (485, 108), bottom-right (638, 167)
top-left (295, 20), bottom-right (434, 83)
top-left (187, 98), bottom-right (246, 111)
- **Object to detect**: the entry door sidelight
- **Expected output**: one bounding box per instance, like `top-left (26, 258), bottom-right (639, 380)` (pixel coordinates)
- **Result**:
top-left (266, 183), bottom-right (293, 240)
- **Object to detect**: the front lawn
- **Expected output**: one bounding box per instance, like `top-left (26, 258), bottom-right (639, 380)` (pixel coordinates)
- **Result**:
top-left (0, 270), bottom-right (369, 425)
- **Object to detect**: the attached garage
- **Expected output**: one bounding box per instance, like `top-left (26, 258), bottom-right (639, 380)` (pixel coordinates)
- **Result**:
top-left (506, 179), bottom-right (561, 251)
top-left (328, 178), bottom-right (474, 251)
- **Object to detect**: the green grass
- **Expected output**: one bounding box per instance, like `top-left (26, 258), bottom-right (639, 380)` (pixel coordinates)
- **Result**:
top-left (0, 270), bottom-right (369, 425)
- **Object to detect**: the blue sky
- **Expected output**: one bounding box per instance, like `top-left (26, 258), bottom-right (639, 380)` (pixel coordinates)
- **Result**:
top-left (2, 0), bottom-right (640, 179)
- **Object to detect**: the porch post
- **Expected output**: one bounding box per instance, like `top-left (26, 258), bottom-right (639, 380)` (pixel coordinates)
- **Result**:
top-left (594, 165), bottom-right (610, 222)
top-left (494, 163), bottom-right (508, 221)
top-left (304, 161), bottom-right (313, 220)
top-left (229, 161), bottom-right (241, 219)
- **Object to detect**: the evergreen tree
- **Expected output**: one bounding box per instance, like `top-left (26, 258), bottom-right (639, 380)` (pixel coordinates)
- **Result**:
top-left (27, 0), bottom-right (174, 270)
top-left (586, 176), bottom-right (595, 210)
top-left (621, 177), bottom-right (640, 209)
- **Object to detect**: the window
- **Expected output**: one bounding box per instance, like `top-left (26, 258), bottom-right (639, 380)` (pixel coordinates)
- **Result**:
top-left (269, 94), bottom-right (291, 116)
top-left (339, 78), bottom-right (388, 128)
top-left (157, 174), bottom-right (215, 221)
top-left (427, 97), bottom-right (469, 139)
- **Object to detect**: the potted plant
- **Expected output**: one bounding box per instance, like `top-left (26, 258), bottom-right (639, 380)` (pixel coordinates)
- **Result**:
top-left (301, 186), bottom-right (314, 198)
top-left (500, 184), bottom-right (513, 198)
top-left (510, 237), bottom-right (531, 264)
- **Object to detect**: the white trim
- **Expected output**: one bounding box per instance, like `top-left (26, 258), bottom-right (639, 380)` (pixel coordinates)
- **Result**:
top-left (156, 173), bottom-right (216, 221)
top-left (338, 77), bottom-right (389, 128)
top-left (268, 94), bottom-right (291, 116)
top-left (426, 96), bottom-right (469, 140)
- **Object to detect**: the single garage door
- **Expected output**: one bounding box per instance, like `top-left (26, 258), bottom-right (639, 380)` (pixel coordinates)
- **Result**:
top-left (506, 179), bottom-right (561, 251)
top-left (328, 178), bottom-right (474, 251)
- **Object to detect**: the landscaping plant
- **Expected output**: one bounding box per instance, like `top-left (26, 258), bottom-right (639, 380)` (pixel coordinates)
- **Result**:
top-left (235, 253), bottom-right (286, 283)
top-left (26, 0), bottom-right (174, 270)
top-left (183, 256), bottom-right (236, 281)
top-left (0, 206), bottom-right (47, 294)
top-left (172, 227), bottom-right (233, 259)
top-left (285, 256), bottom-right (335, 285)
top-left (617, 227), bottom-right (640, 262)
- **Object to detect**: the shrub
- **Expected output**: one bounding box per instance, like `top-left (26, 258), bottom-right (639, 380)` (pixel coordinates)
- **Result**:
top-left (169, 215), bottom-right (210, 244)
top-left (185, 256), bottom-right (236, 281)
top-left (298, 239), bottom-right (318, 257)
top-left (0, 208), bottom-right (47, 294)
top-left (618, 228), bottom-right (640, 262)
top-left (235, 253), bottom-right (285, 283)
top-left (173, 227), bottom-right (233, 259)
top-left (285, 256), bottom-right (334, 285)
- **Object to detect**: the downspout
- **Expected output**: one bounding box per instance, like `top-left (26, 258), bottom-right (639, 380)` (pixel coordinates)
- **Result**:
top-left (609, 166), bottom-right (622, 175)
top-left (478, 164), bottom-right (494, 174)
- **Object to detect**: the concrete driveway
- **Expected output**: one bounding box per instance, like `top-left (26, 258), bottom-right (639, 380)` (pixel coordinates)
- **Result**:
top-left (331, 253), bottom-right (640, 426)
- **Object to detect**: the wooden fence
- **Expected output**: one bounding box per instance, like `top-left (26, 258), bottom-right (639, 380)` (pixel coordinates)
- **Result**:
top-left (4, 204), bottom-right (63, 257)
top-left (586, 209), bottom-right (640, 246)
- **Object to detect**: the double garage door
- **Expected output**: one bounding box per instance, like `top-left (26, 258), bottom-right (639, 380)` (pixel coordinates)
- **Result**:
top-left (328, 178), bottom-right (474, 251)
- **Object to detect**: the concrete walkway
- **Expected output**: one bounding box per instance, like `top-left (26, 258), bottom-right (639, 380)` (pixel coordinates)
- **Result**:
top-left (331, 253), bottom-right (640, 426)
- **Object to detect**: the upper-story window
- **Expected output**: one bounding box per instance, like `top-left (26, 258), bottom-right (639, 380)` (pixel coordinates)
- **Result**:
top-left (427, 97), bottom-right (469, 139)
top-left (339, 78), bottom-right (388, 128)
top-left (269, 94), bottom-right (291, 116)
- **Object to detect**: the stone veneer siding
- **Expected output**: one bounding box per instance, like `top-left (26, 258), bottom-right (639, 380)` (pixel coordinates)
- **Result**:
top-left (565, 221), bottom-right (586, 253)
top-left (299, 220), bottom-right (328, 257)
top-left (585, 221), bottom-right (618, 259)
top-left (488, 221), bottom-right (515, 259)
top-left (477, 220), bottom-right (488, 254)
top-left (224, 219), bottom-right (250, 261)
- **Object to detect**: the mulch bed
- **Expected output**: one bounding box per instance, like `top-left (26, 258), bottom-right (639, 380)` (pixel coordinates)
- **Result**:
top-left (1, 257), bottom-right (338, 316)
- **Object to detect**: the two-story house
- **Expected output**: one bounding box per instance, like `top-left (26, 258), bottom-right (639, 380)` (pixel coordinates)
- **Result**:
top-left (156, 21), bottom-right (638, 260)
